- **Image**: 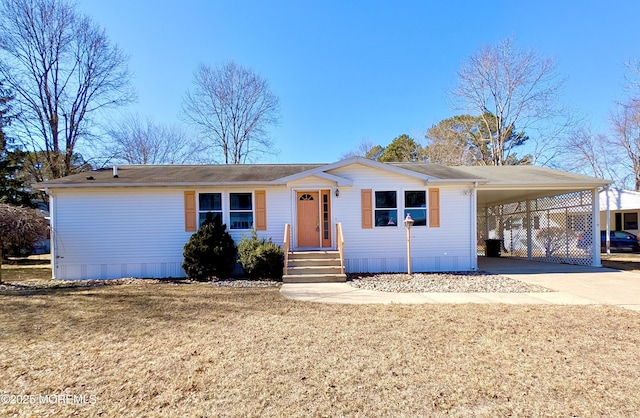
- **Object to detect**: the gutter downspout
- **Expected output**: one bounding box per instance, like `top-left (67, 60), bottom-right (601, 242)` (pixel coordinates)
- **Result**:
top-left (46, 189), bottom-right (56, 280)
top-left (605, 186), bottom-right (611, 256)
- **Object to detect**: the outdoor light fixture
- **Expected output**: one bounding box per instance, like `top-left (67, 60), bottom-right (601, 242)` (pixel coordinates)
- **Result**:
top-left (404, 213), bottom-right (414, 274)
top-left (335, 189), bottom-right (340, 197)
top-left (403, 213), bottom-right (414, 229)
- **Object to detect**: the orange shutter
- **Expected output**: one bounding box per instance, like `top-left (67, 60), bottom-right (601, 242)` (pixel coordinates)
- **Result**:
top-left (184, 191), bottom-right (196, 232)
top-left (255, 190), bottom-right (267, 231)
top-left (361, 189), bottom-right (373, 229)
top-left (429, 188), bottom-right (440, 228)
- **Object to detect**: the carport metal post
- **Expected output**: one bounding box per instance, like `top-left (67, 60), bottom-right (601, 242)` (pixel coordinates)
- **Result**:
top-left (526, 199), bottom-right (532, 259)
top-left (484, 206), bottom-right (490, 256)
top-left (605, 186), bottom-right (611, 255)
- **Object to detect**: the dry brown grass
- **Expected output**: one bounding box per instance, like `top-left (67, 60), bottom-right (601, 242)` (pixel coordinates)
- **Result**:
top-left (1, 266), bottom-right (51, 282)
top-left (1, 256), bottom-right (51, 282)
top-left (602, 253), bottom-right (640, 273)
top-left (1, 282), bottom-right (640, 417)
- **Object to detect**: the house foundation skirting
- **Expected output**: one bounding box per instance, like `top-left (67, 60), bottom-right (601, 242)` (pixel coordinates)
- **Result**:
top-left (55, 261), bottom-right (185, 280)
top-left (345, 255), bottom-right (471, 273)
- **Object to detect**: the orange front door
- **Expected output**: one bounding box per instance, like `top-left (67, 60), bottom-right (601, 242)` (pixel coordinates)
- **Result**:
top-left (297, 192), bottom-right (320, 247)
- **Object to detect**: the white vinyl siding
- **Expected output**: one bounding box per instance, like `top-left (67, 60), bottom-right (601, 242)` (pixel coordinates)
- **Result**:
top-left (52, 186), bottom-right (292, 280)
top-left (328, 164), bottom-right (473, 272)
top-left (52, 188), bottom-right (188, 280)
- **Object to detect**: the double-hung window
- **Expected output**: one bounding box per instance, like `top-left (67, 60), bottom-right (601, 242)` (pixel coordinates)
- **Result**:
top-left (404, 191), bottom-right (426, 226)
top-left (230, 193), bottom-right (253, 230)
top-left (375, 191), bottom-right (397, 227)
top-left (199, 193), bottom-right (222, 226)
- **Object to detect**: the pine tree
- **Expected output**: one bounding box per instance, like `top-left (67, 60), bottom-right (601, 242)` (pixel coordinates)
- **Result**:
top-left (0, 82), bottom-right (34, 206)
top-left (182, 212), bottom-right (237, 281)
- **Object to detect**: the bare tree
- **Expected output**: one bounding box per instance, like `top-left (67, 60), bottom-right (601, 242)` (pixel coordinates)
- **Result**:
top-left (0, 0), bottom-right (134, 180)
top-left (624, 59), bottom-right (640, 105)
top-left (451, 37), bottom-right (569, 166)
top-left (181, 61), bottom-right (280, 164)
top-left (340, 138), bottom-right (377, 159)
top-left (611, 100), bottom-right (640, 191)
top-left (0, 204), bottom-right (48, 282)
top-left (106, 114), bottom-right (201, 165)
top-left (561, 126), bottom-right (623, 185)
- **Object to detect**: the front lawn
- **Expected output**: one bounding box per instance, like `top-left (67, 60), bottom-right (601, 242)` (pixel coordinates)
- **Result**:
top-left (1, 282), bottom-right (639, 417)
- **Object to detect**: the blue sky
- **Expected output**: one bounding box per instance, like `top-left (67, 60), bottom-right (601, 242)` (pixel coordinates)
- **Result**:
top-left (78, 0), bottom-right (640, 164)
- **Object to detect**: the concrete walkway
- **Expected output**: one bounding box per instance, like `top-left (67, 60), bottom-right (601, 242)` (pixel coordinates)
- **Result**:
top-left (280, 257), bottom-right (640, 311)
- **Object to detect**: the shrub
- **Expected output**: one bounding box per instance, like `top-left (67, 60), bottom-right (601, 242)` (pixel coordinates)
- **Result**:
top-left (182, 213), bottom-right (237, 281)
top-left (237, 230), bottom-right (284, 281)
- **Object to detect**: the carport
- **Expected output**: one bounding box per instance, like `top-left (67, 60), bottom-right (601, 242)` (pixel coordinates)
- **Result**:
top-left (455, 166), bottom-right (611, 267)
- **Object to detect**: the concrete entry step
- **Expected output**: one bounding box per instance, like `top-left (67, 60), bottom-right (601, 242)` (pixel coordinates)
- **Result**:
top-left (287, 265), bottom-right (344, 275)
top-left (282, 273), bottom-right (347, 283)
top-left (288, 250), bottom-right (341, 259)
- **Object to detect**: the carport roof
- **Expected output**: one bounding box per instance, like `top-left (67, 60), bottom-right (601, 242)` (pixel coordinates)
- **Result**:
top-left (454, 166), bottom-right (611, 206)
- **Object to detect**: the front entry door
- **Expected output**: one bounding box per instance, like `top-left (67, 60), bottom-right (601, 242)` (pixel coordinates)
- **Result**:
top-left (297, 192), bottom-right (320, 247)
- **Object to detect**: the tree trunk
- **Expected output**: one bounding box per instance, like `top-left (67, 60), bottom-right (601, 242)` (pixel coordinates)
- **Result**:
top-left (0, 241), bottom-right (3, 284)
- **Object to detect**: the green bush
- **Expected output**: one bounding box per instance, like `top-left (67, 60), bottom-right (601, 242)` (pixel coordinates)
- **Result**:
top-left (182, 213), bottom-right (237, 281)
top-left (237, 230), bottom-right (284, 281)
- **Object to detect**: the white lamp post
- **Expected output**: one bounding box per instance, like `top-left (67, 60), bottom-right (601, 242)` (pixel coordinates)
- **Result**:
top-left (403, 213), bottom-right (414, 274)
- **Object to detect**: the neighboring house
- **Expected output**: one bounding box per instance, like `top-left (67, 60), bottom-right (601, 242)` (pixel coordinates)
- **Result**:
top-left (599, 188), bottom-right (640, 235)
top-left (42, 157), bottom-right (609, 280)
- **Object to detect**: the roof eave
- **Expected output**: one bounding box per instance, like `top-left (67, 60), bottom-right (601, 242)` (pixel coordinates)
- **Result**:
top-left (477, 181), bottom-right (611, 190)
top-left (41, 181), bottom-right (288, 189)
top-left (427, 179), bottom-right (488, 185)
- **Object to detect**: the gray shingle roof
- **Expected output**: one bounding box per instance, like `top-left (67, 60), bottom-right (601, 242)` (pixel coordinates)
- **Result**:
top-left (389, 162), bottom-right (484, 180)
top-left (42, 164), bottom-right (326, 186)
top-left (40, 160), bottom-right (608, 189)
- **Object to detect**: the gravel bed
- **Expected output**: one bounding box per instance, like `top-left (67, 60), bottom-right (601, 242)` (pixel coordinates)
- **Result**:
top-left (209, 279), bottom-right (281, 288)
top-left (348, 272), bottom-right (554, 293)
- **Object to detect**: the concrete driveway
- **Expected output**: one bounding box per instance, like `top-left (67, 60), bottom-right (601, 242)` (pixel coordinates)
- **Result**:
top-left (280, 258), bottom-right (640, 311)
top-left (479, 257), bottom-right (640, 311)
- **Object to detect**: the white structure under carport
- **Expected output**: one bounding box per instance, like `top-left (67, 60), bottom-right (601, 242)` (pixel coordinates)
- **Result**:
top-left (454, 166), bottom-right (611, 267)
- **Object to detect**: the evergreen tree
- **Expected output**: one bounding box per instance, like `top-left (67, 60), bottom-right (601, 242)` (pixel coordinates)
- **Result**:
top-left (237, 230), bottom-right (284, 280)
top-left (377, 134), bottom-right (425, 162)
top-left (182, 212), bottom-right (237, 281)
top-left (0, 82), bottom-right (33, 206)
